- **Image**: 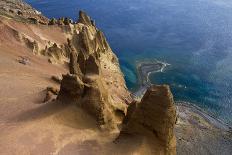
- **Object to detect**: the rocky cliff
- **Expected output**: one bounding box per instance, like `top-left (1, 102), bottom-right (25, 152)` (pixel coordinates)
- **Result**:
top-left (55, 11), bottom-right (133, 129)
top-left (117, 85), bottom-right (177, 155)
top-left (0, 0), bottom-right (48, 24)
top-left (0, 1), bottom-right (178, 154)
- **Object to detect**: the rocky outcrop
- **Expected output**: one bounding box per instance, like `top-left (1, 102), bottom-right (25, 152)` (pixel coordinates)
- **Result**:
top-left (120, 85), bottom-right (177, 154)
top-left (78, 11), bottom-right (93, 26)
top-left (56, 11), bottom-right (131, 129)
top-left (0, 0), bottom-right (48, 24)
top-left (57, 74), bottom-right (84, 103)
top-left (21, 37), bottom-right (39, 54)
top-left (80, 76), bottom-right (116, 128)
top-left (0, 1), bottom-right (179, 153)
top-left (85, 54), bottom-right (101, 75)
top-left (46, 43), bottom-right (67, 63)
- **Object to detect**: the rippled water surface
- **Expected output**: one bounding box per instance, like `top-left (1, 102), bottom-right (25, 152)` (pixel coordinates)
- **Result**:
top-left (26, 0), bottom-right (232, 125)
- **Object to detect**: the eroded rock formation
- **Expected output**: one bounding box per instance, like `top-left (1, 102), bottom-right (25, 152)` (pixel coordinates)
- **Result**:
top-left (57, 74), bottom-right (84, 103)
top-left (119, 85), bottom-right (177, 154)
top-left (57, 11), bottom-right (132, 129)
top-left (0, 0), bottom-right (48, 24)
top-left (78, 11), bottom-right (93, 26)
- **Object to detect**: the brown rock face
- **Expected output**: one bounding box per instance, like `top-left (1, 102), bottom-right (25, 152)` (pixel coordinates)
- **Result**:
top-left (57, 74), bottom-right (84, 103)
top-left (78, 11), bottom-right (93, 26)
top-left (95, 30), bottom-right (110, 51)
top-left (0, 0), bottom-right (49, 24)
top-left (69, 50), bottom-right (79, 74)
top-left (121, 85), bottom-right (177, 154)
top-left (57, 11), bottom-right (131, 129)
top-left (78, 27), bottom-right (94, 55)
top-left (77, 51), bottom-right (86, 74)
top-left (20, 36), bottom-right (39, 54)
top-left (85, 54), bottom-right (100, 75)
top-left (80, 77), bottom-right (115, 128)
top-left (46, 43), bottom-right (67, 64)
top-left (68, 41), bottom-right (82, 76)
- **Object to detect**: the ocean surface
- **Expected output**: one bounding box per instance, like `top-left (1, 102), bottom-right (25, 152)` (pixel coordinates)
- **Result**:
top-left (26, 0), bottom-right (232, 125)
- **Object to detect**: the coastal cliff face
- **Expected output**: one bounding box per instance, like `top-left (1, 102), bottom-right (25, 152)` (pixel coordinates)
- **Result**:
top-left (56, 11), bottom-right (133, 129)
top-left (118, 85), bottom-right (176, 155)
top-left (0, 1), bottom-right (178, 154)
top-left (0, 0), bottom-right (48, 24)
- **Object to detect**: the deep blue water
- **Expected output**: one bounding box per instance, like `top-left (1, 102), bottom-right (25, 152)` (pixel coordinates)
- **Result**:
top-left (26, 0), bottom-right (232, 125)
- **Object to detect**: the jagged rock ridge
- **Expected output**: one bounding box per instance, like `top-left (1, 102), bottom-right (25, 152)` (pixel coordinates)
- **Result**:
top-left (0, 0), bottom-right (48, 24)
top-left (0, 2), bottom-right (178, 153)
top-left (119, 85), bottom-right (177, 155)
top-left (57, 11), bottom-right (132, 129)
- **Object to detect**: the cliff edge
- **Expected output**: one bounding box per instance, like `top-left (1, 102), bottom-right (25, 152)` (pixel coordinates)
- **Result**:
top-left (0, 1), bottom-right (178, 154)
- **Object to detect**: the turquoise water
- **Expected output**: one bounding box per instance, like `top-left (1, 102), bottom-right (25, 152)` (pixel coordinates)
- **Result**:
top-left (26, 0), bottom-right (232, 125)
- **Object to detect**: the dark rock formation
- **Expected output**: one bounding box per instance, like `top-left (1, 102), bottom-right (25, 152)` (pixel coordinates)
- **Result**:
top-left (77, 51), bottom-right (86, 74)
top-left (57, 74), bottom-right (84, 103)
top-left (122, 101), bottom-right (138, 125)
top-left (80, 77), bottom-right (115, 127)
top-left (0, 0), bottom-right (49, 24)
top-left (85, 54), bottom-right (100, 75)
top-left (95, 30), bottom-right (109, 51)
top-left (67, 44), bottom-right (80, 74)
top-left (78, 11), bottom-right (92, 26)
top-left (120, 85), bottom-right (177, 154)
top-left (63, 17), bottom-right (70, 25)
top-left (48, 18), bottom-right (57, 25)
top-left (69, 49), bottom-right (79, 74)
top-left (78, 27), bottom-right (94, 55)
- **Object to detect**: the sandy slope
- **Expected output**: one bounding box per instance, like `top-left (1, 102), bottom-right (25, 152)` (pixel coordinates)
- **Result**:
top-left (0, 32), bottom-right (109, 155)
top-left (0, 41), bottom-right (158, 154)
top-left (0, 16), bottom-right (151, 155)
top-left (0, 17), bottom-right (101, 154)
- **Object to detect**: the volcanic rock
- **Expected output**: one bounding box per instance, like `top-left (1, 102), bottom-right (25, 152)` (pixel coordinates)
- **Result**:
top-left (48, 18), bottom-right (57, 25)
top-left (43, 91), bottom-right (53, 103)
top-left (85, 54), bottom-right (100, 75)
top-left (78, 11), bottom-right (93, 26)
top-left (55, 10), bottom-right (131, 129)
top-left (120, 85), bottom-right (177, 154)
top-left (57, 74), bottom-right (84, 103)
top-left (46, 43), bottom-right (66, 64)
top-left (47, 87), bottom-right (59, 95)
top-left (51, 75), bottom-right (62, 84)
top-left (68, 42), bottom-right (82, 76)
